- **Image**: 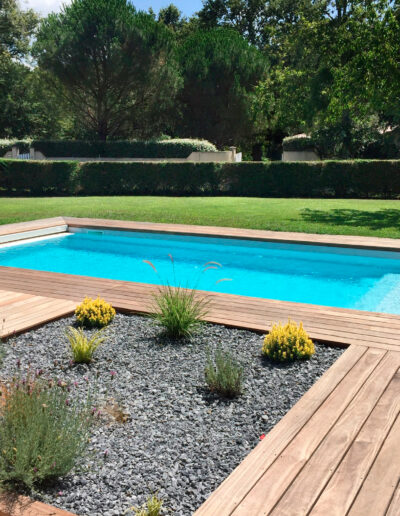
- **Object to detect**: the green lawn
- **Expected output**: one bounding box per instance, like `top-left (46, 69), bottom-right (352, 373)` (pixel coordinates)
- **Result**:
top-left (1, 196), bottom-right (400, 238)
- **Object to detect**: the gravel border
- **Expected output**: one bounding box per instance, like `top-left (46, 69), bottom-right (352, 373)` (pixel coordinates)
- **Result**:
top-left (1, 314), bottom-right (343, 515)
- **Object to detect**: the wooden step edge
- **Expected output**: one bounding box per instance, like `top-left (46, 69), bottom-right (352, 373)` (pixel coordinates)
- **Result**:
top-left (0, 493), bottom-right (76, 516)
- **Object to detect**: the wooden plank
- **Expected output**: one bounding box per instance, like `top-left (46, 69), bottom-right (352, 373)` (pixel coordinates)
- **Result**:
top-left (229, 348), bottom-right (387, 516)
top-left (0, 217), bottom-right (66, 237)
top-left (0, 294), bottom-right (76, 338)
top-left (193, 345), bottom-right (367, 515)
top-left (310, 370), bottom-right (400, 515)
top-left (266, 352), bottom-right (400, 516)
top-left (386, 482), bottom-right (400, 516)
top-left (64, 216), bottom-right (400, 252)
top-left (0, 494), bottom-right (76, 516)
top-left (348, 414), bottom-right (400, 516)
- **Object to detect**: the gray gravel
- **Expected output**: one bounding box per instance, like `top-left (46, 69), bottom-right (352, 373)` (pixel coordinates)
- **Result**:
top-left (1, 314), bottom-right (343, 516)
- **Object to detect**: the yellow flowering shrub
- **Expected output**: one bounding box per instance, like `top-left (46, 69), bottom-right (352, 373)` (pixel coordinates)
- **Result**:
top-left (75, 297), bottom-right (116, 328)
top-left (262, 320), bottom-right (315, 362)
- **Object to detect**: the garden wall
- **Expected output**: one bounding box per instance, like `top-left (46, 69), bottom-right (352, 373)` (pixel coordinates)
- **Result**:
top-left (1, 159), bottom-right (400, 198)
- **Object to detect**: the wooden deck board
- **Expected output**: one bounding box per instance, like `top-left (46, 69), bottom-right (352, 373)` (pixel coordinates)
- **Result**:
top-left (0, 289), bottom-right (76, 338)
top-left (313, 370), bottom-right (400, 515)
top-left (0, 217), bottom-right (400, 516)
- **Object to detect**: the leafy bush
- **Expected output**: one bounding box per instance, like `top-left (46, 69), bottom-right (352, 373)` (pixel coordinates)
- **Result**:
top-left (131, 494), bottom-right (164, 516)
top-left (262, 321), bottom-right (315, 362)
top-left (0, 376), bottom-right (92, 489)
top-left (66, 326), bottom-right (105, 363)
top-left (151, 285), bottom-right (209, 339)
top-left (75, 297), bottom-right (116, 328)
top-left (29, 139), bottom-right (217, 158)
top-left (282, 135), bottom-right (317, 152)
top-left (205, 347), bottom-right (244, 398)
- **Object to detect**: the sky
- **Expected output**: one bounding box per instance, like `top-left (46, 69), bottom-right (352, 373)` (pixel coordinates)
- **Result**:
top-left (21, 0), bottom-right (203, 17)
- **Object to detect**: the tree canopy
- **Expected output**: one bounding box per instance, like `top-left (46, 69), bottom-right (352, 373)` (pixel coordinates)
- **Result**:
top-left (2, 0), bottom-right (400, 158)
top-left (34, 0), bottom-right (181, 140)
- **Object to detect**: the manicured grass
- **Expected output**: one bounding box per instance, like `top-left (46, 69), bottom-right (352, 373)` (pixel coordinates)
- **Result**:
top-left (1, 196), bottom-right (400, 238)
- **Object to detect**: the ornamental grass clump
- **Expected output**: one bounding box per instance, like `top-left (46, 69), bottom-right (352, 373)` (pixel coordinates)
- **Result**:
top-left (205, 347), bottom-right (244, 398)
top-left (152, 285), bottom-right (208, 339)
top-left (75, 296), bottom-right (116, 328)
top-left (66, 326), bottom-right (105, 363)
top-left (131, 493), bottom-right (164, 516)
top-left (144, 256), bottom-right (231, 340)
top-left (0, 375), bottom-right (92, 489)
top-left (262, 320), bottom-right (315, 362)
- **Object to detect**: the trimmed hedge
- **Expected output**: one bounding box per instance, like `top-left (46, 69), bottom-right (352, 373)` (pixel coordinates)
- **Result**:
top-left (0, 160), bottom-right (79, 195)
top-left (77, 161), bottom-right (221, 195)
top-left (282, 135), bottom-right (316, 152)
top-left (1, 158), bottom-right (400, 198)
top-left (0, 139), bottom-right (217, 159)
top-left (0, 139), bottom-right (31, 156)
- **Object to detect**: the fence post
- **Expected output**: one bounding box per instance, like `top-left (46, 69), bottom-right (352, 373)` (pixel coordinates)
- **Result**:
top-left (11, 146), bottom-right (18, 158)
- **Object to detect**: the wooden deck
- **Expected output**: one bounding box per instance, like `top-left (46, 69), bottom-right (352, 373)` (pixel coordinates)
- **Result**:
top-left (0, 217), bottom-right (399, 516)
top-left (0, 289), bottom-right (76, 338)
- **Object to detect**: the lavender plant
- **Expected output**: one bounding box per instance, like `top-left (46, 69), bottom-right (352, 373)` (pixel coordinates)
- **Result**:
top-left (0, 373), bottom-right (93, 489)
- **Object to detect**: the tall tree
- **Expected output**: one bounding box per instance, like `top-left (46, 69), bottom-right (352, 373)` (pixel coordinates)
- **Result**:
top-left (177, 28), bottom-right (267, 147)
top-left (34, 0), bottom-right (181, 140)
top-left (0, 0), bottom-right (38, 138)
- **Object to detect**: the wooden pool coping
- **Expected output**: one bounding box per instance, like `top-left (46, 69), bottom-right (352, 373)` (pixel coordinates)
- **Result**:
top-left (0, 217), bottom-right (399, 516)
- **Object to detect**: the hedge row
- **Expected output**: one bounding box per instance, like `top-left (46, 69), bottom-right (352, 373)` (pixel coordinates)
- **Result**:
top-left (0, 139), bottom-right (217, 159)
top-left (1, 159), bottom-right (400, 198)
top-left (282, 135), bottom-right (316, 152)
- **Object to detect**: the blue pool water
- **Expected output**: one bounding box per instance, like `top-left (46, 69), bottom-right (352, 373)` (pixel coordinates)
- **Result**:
top-left (1, 229), bottom-right (400, 314)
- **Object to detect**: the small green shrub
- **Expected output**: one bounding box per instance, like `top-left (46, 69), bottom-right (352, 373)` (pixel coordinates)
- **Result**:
top-left (66, 326), bottom-right (105, 363)
top-left (205, 347), bottom-right (244, 398)
top-left (282, 135), bottom-right (317, 152)
top-left (131, 493), bottom-right (164, 516)
top-left (0, 376), bottom-right (92, 489)
top-left (75, 296), bottom-right (116, 328)
top-left (262, 320), bottom-right (315, 362)
top-left (151, 285), bottom-right (209, 339)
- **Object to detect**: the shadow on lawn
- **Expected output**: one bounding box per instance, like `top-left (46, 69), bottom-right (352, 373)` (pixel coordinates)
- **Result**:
top-left (300, 208), bottom-right (400, 231)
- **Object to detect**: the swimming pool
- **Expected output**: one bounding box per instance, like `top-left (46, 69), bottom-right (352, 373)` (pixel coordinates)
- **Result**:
top-left (1, 228), bottom-right (400, 314)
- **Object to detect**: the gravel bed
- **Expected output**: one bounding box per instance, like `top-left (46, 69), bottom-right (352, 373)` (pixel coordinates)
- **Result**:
top-left (1, 314), bottom-right (343, 516)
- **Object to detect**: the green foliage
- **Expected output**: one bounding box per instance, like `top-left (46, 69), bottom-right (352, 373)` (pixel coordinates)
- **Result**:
top-left (66, 326), bottom-right (106, 364)
top-left (0, 159), bottom-right (79, 195)
top-left (131, 493), bottom-right (164, 516)
top-left (311, 113), bottom-right (382, 159)
top-left (282, 136), bottom-right (316, 152)
top-left (2, 159), bottom-right (400, 198)
top-left (0, 0), bottom-right (37, 59)
top-left (177, 28), bottom-right (267, 146)
top-left (0, 377), bottom-right (92, 489)
top-left (34, 0), bottom-right (181, 140)
top-left (151, 285), bottom-right (209, 339)
top-left (205, 347), bottom-right (244, 398)
top-left (77, 161), bottom-right (221, 195)
top-left (29, 139), bottom-right (216, 158)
